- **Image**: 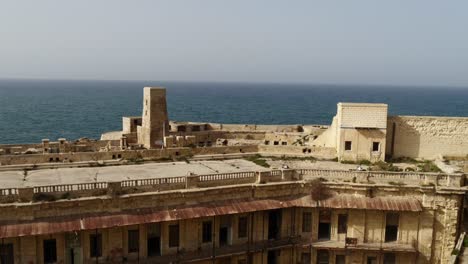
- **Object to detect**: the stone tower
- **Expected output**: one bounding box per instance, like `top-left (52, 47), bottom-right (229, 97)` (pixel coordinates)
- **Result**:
top-left (138, 87), bottom-right (169, 149)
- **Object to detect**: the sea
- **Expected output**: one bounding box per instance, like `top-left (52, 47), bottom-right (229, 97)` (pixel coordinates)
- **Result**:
top-left (0, 79), bottom-right (467, 144)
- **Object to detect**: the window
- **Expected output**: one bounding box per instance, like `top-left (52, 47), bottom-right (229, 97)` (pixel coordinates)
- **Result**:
top-left (273, 141), bottom-right (279, 145)
top-left (90, 233), bottom-right (102, 257)
top-left (316, 250), bottom-right (329, 264)
top-left (383, 253), bottom-right (396, 264)
top-left (264, 140), bottom-right (270, 145)
top-left (0, 243), bottom-right (14, 264)
top-left (238, 216), bottom-right (248, 238)
top-left (43, 239), bottom-right (57, 263)
top-left (268, 210), bottom-right (281, 240)
top-left (344, 141), bottom-right (352, 151)
top-left (318, 210), bottom-right (331, 240)
top-left (177, 126), bottom-right (186, 132)
top-left (147, 224), bottom-right (161, 257)
top-left (192, 125), bottom-right (200, 132)
top-left (335, 255), bottom-right (346, 264)
top-left (372, 142), bottom-right (380, 152)
top-left (281, 142), bottom-right (287, 145)
top-left (367, 256), bottom-right (377, 264)
top-left (338, 214), bottom-right (348, 234)
top-left (169, 224), bottom-right (180, 248)
top-left (301, 253), bottom-right (311, 264)
top-left (302, 212), bottom-right (312, 232)
top-left (128, 229), bottom-right (139, 253)
top-left (385, 213), bottom-right (399, 242)
top-left (202, 221), bottom-right (212, 243)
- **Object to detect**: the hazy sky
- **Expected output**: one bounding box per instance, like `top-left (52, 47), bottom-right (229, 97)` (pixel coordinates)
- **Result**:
top-left (1, 1), bottom-right (467, 86)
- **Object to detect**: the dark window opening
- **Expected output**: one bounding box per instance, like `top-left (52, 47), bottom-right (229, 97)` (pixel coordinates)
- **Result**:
top-left (238, 216), bottom-right (248, 238)
top-left (307, 149), bottom-right (311, 153)
top-left (383, 253), bottom-right (396, 264)
top-left (169, 224), bottom-right (180, 248)
top-left (177, 126), bottom-right (186, 132)
top-left (128, 229), bottom-right (139, 253)
top-left (198, 142), bottom-right (205, 147)
top-left (281, 142), bottom-right (287, 145)
top-left (345, 141), bottom-right (352, 151)
top-left (112, 155), bottom-right (116, 159)
top-left (0, 243), bottom-right (14, 264)
top-left (273, 141), bottom-right (279, 145)
top-left (301, 253), bottom-right (311, 264)
top-left (316, 250), bottom-right (329, 264)
top-left (336, 255), bottom-right (346, 264)
top-left (202, 221), bottom-right (212, 243)
top-left (175, 151), bottom-right (180, 156)
top-left (264, 140), bottom-right (270, 145)
top-left (55, 158), bottom-right (60, 162)
top-left (206, 141), bottom-right (212, 147)
top-left (372, 142), bottom-right (380, 151)
top-left (49, 158), bottom-right (53, 162)
top-left (90, 233), bottom-right (102, 257)
top-left (147, 224), bottom-right (161, 257)
top-left (147, 236), bottom-right (161, 257)
top-left (268, 210), bottom-right (281, 240)
top-left (267, 250), bottom-right (280, 264)
top-left (43, 239), bottom-right (57, 263)
top-left (192, 125), bottom-right (200, 132)
top-left (117, 154), bottom-right (122, 159)
top-left (219, 227), bottom-right (229, 246)
top-left (367, 256), bottom-right (377, 264)
top-left (385, 213), bottom-right (399, 242)
top-left (302, 212), bottom-right (312, 232)
top-left (302, 148), bottom-right (307, 153)
top-left (318, 210), bottom-right (331, 240)
top-left (338, 214), bottom-right (348, 234)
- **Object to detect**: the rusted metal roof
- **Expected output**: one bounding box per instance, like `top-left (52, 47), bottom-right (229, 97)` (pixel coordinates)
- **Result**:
top-left (0, 195), bottom-right (422, 238)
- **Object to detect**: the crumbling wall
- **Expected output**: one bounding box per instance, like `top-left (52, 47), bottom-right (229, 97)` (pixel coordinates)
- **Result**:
top-left (387, 116), bottom-right (468, 159)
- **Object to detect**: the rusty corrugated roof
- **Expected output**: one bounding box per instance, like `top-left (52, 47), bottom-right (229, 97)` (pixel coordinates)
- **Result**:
top-left (0, 195), bottom-right (422, 238)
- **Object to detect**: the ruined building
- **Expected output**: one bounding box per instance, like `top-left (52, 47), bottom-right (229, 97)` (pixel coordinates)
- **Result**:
top-left (0, 87), bottom-right (467, 264)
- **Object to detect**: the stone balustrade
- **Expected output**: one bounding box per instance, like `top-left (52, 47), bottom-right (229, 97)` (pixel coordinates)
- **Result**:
top-left (0, 169), bottom-right (464, 203)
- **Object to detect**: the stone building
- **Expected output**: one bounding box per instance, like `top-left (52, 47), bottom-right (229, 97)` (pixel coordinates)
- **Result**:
top-left (0, 86), bottom-right (467, 263)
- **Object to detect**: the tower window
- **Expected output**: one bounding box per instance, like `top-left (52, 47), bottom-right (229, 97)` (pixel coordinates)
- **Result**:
top-left (344, 141), bottom-right (352, 151)
top-left (372, 142), bottom-right (380, 152)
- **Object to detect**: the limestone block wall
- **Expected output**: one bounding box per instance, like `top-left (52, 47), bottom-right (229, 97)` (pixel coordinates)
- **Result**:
top-left (387, 116), bottom-right (468, 159)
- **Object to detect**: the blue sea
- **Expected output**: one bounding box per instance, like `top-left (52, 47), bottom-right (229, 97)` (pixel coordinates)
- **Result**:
top-left (0, 79), bottom-right (467, 144)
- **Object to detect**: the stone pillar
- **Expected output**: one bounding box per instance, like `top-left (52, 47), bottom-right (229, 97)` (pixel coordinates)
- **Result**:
top-left (138, 87), bottom-right (169, 149)
top-left (42, 139), bottom-right (50, 154)
top-left (186, 174), bottom-right (199, 189)
top-left (58, 138), bottom-right (67, 153)
top-left (120, 136), bottom-right (128, 150)
top-left (107, 181), bottom-right (122, 196)
top-left (18, 187), bottom-right (34, 202)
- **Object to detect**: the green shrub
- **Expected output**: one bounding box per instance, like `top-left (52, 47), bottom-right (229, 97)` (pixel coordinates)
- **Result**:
top-left (417, 161), bottom-right (442, 172)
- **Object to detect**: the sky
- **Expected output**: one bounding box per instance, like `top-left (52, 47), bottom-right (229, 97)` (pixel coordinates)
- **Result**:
top-left (0, 1), bottom-right (467, 87)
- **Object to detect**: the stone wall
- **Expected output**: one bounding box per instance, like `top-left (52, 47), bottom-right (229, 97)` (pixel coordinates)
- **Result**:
top-left (387, 116), bottom-right (468, 159)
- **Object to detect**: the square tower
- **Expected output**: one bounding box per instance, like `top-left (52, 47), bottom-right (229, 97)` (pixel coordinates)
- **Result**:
top-left (336, 103), bottom-right (388, 162)
top-left (138, 87), bottom-right (169, 149)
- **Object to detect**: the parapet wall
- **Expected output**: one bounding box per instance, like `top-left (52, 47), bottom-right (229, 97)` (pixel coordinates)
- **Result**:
top-left (387, 116), bottom-right (468, 159)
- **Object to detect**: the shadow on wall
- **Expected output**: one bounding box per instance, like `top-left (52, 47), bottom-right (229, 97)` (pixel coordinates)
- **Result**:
top-left (387, 117), bottom-right (421, 159)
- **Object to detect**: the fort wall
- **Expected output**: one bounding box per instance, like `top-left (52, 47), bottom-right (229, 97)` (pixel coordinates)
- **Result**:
top-left (387, 116), bottom-right (468, 159)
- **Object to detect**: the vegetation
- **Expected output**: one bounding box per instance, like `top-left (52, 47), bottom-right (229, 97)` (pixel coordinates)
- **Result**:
top-left (417, 161), bottom-right (442, 173)
top-left (387, 156), bottom-right (419, 163)
top-left (267, 155), bottom-right (316, 162)
top-left (370, 161), bottom-right (402, 172)
top-left (244, 154), bottom-right (270, 168)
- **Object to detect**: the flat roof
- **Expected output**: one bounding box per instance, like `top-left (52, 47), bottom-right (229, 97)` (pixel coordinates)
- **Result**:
top-left (0, 159), bottom-right (267, 189)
